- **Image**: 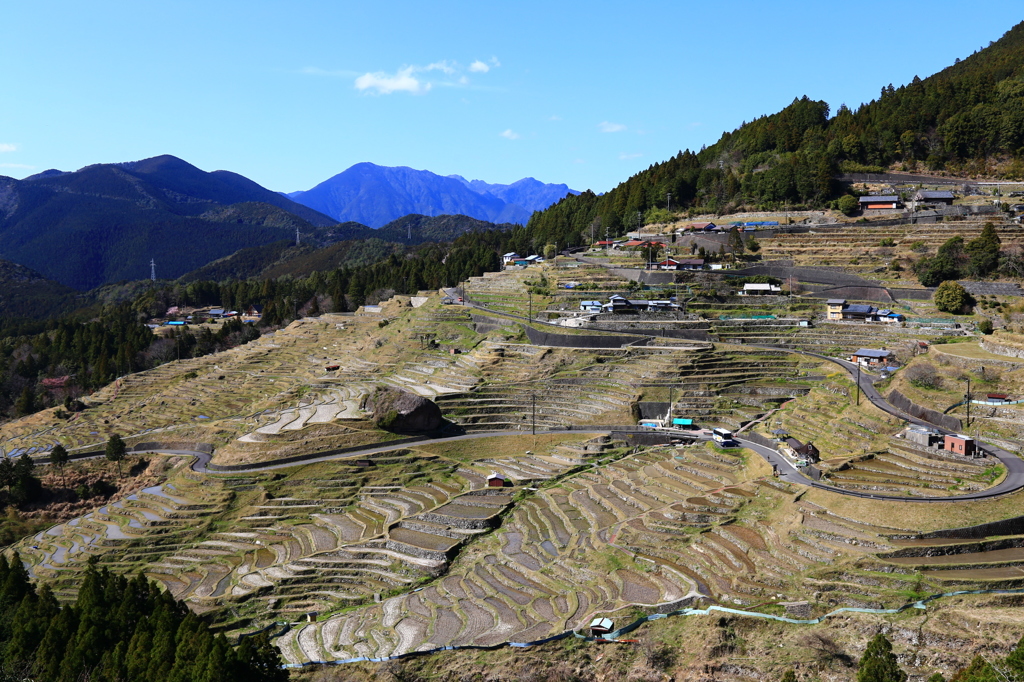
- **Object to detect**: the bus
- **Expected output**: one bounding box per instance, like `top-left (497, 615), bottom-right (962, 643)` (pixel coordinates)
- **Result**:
top-left (712, 428), bottom-right (734, 445)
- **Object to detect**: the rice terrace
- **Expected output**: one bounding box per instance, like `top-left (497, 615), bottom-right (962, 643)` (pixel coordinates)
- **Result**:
top-left (5, 229), bottom-right (1024, 679)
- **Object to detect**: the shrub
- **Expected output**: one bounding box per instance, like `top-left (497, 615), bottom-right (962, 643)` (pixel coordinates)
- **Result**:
top-left (837, 195), bottom-right (859, 216)
top-left (934, 281), bottom-right (974, 314)
top-left (905, 363), bottom-right (941, 389)
top-left (879, 237), bottom-right (896, 247)
top-left (978, 319), bottom-right (994, 335)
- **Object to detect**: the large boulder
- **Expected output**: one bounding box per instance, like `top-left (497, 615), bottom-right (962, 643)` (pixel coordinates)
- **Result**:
top-left (363, 386), bottom-right (443, 433)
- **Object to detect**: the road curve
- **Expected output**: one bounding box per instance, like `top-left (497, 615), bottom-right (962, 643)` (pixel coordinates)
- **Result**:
top-left (41, 294), bottom-right (1021, 503)
top-left (446, 291), bottom-right (1024, 502)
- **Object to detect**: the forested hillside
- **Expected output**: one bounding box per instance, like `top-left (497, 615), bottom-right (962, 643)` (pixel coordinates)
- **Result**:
top-left (0, 557), bottom-right (284, 681)
top-left (526, 21), bottom-right (1024, 247)
top-left (0, 155), bottom-right (337, 290)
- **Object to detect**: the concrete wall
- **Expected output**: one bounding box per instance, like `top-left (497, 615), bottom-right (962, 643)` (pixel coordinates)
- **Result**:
top-left (886, 389), bottom-right (962, 432)
top-left (524, 326), bottom-right (651, 348)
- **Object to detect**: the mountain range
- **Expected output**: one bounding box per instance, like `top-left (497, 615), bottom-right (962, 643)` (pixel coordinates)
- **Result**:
top-left (0, 155), bottom-right (340, 290)
top-left (287, 163), bottom-right (578, 227)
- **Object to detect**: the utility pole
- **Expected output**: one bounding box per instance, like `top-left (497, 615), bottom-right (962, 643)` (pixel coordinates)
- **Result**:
top-left (296, 226), bottom-right (300, 247)
top-left (666, 192), bottom-right (672, 213)
top-left (668, 385), bottom-right (674, 423)
top-left (150, 259), bottom-right (156, 282)
top-left (528, 290), bottom-right (532, 321)
top-left (855, 362), bottom-right (861, 406)
top-left (965, 377), bottom-right (971, 428)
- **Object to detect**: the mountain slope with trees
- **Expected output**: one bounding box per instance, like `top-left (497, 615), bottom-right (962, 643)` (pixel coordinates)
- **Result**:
top-left (525, 21), bottom-right (1024, 248)
top-left (0, 156), bottom-right (338, 290)
top-left (0, 556), bottom-right (284, 681)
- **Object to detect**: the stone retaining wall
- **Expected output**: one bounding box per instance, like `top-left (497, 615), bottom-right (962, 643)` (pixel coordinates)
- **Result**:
top-left (417, 511), bottom-right (495, 530)
top-left (888, 516), bottom-right (1024, 542)
top-left (385, 538), bottom-right (449, 562)
top-left (981, 339), bottom-right (1024, 360)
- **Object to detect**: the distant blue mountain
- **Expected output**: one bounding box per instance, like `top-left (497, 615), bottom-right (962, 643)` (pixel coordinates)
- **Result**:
top-left (288, 163), bottom-right (578, 228)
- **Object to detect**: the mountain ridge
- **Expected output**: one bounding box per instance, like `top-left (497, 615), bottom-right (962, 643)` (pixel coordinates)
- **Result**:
top-left (288, 162), bottom-right (577, 228)
top-left (0, 155), bottom-right (338, 290)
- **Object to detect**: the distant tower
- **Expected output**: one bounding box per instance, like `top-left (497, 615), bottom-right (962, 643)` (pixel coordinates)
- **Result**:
top-left (150, 259), bottom-right (156, 282)
top-left (296, 226), bottom-right (300, 247)
top-left (408, 223), bottom-right (412, 241)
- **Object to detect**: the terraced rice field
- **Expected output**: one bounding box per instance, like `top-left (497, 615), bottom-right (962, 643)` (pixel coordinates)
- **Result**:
top-left (762, 379), bottom-right (901, 460)
top-left (280, 440), bottom-right (926, 664)
top-left (823, 443), bottom-right (997, 497)
top-left (759, 221), bottom-right (1024, 276)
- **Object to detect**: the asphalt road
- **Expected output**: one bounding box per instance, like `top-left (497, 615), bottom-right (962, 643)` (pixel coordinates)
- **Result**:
top-left (39, 294), bottom-right (1022, 503)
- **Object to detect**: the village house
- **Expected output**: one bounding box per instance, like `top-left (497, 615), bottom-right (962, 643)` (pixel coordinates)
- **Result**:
top-left (579, 300), bottom-right (603, 313)
top-left (783, 437), bottom-right (820, 464)
top-left (913, 190), bottom-right (955, 206)
top-left (741, 283), bottom-right (782, 295)
top-left (850, 348), bottom-right (892, 367)
top-left (826, 299), bottom-right (846, 321)
top-left (859, 195), bottom-right (900, 210)
top-left (944, 434), bottom-right (977, 457)
top-left (905, 425), bottom-right (943, 448)
top-left (842, 303), bottom-right (879, 321)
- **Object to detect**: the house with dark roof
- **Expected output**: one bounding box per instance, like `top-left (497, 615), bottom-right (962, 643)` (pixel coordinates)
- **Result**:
top-left (859, 195), bottom-right (900, 210)
top-left (842, 303), bottom-right (878, 321)
top-left (784, 438), bottom-right (820, 463)
top-left (913, 190), bottom-right (955, 205)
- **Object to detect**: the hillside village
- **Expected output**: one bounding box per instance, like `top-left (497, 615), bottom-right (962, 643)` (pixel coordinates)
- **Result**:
top-left (1, 204), bottom-right (1023, 680)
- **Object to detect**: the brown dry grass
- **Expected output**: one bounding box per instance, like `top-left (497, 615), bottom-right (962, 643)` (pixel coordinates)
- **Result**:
top-left (805, 484), bottom-right (1024, 533)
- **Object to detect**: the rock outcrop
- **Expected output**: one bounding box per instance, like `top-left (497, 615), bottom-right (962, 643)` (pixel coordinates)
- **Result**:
top-left (363, 386), bottom-right (443, 433)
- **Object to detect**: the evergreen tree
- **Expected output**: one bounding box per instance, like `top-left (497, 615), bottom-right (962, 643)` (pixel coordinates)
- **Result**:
top-left (49, 444), bottom-right (69, 489)
top-left (965, 223), bottom-right (1002, 278)
top-left (857, 634), bottom-right (907, 682)
top-left (105, 434), bottom-right (127, 478)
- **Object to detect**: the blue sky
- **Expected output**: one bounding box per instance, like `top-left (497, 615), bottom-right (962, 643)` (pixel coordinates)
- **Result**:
top-left (1, 1), bottom-right (1020, 194)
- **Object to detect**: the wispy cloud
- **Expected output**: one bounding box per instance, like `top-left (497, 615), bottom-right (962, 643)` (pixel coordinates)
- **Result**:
top-left (499, 129), bottom-right (520, 140)
top-left (548, 115), bottom-right (562, 121)
top-left (353, 58), bottom-right (498, 95)
top-left (0, 163), bottom-right (34, 169)
top-left (356, 67), bottom-right (430, 95)
top-left (599, 121), bottom-right (627, 133)
top-left (0, 143), bottom-right (16, 153)
top-left (618, 152), bottom-right (642, 160)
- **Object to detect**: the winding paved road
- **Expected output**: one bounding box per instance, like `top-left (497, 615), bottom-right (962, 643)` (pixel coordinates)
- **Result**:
top-left (38, 290), bottom-right (1022, 503)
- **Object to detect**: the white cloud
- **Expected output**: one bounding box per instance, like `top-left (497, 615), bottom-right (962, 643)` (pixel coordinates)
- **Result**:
top-left (548, 115), bottom-right (562, 121)
top-left (0, 143), bottom-right (16, 153)
top-left (499, 129), bottom-right (520, 140)
top-left (425, 60), bottom-right (456, 75)
top-left (355, 66), bottom-right (430, 95)
top-left (618, 152), bottom-right (642, 160)
top-left (352, 58), bottom-right (500, 95)
top-left (599, 121), bottom-right (627, 133)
